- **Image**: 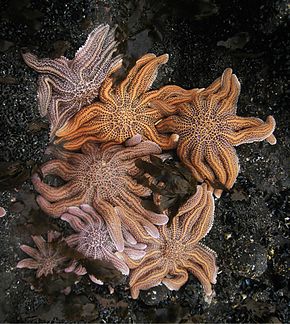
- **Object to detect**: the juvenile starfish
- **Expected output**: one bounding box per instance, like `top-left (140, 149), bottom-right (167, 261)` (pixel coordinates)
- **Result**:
top-left (22, 24), bottom-right (122, 136)
top-left (155, 68), bottom-right (277, 197)
top-left (61, 204), bottom-right (146, 282)
top-left (118, 183), bottom-right (217, 301)
top-left (17, 231), bottom-right (69, 277)
top-left (32, 139), bottom-right (168, 250)
top-left (55, 53), bottom-right (192, 150)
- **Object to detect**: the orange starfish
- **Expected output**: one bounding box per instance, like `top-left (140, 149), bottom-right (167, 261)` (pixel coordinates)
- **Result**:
top-left (154, 68), bottom-right (276, 197)
top-left (55, 54), bottom-right (192, 150)
top-left (118, 183), bottom-right (217, 301)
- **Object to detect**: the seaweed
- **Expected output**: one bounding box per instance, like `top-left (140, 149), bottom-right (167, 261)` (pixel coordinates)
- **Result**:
top-left (0, 161), bottom-right (30, 191)
top-left (135, 155), bottom-right (198, 225)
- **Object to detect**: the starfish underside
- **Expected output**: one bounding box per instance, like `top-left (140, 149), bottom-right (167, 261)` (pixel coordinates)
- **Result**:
top-left (155, 68), bottom-right (277, 197)
top-left (55, 53), bottom-right (192, 150)
top-left (17, 231), bottom-right (68, 277)
top-left (61, 204), bottom-right (146, 280)
top-left (118, 183), bottom-right (217, 300)
top-left (22, 24), bottom-right (122, 136)
top-left (32, 140), bottom-right (169, 251)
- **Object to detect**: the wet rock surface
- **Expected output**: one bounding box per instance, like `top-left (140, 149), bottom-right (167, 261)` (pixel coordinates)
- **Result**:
top-left (0, 0), bottom-right (289, 322)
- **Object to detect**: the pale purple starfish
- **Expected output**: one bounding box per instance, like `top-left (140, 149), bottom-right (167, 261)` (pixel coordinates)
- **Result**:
top-left (17, 231), bottom-right (69, 277)
top-left (61, 204), bottom-right (146, 282)
top-left (22, 24), bottom-right (122, 136)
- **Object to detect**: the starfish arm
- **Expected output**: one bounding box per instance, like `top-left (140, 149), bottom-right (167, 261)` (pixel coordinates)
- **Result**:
top-left (47, 231), bottom-right (61, 243)
top-left (86, 35), bottom-right (121, 80)
top-left (126, 177), bottom-right (151, 197)
top-left (203, 143), bottom-right (229, 194)
top-left (120, 192), bottom-right (168, 225)
top-left (32, 174), bottom-right (81, 202)
top-left (115, 203), bottom-right (161, 240)
top-left (124, 134), bottom-right (143, 147)
top-left (208, 68), bottom-right (234, 104)
top-left (155, 115), bottom-right (181, 133)
top-left (129, 257), bottom-right (168, 298)
top-left (94, 200), bottom-right (124, 252)
top-left (162, 266), bottom-right (189, 291)
top-left (144, 124), bottom-right (179, 150)
top-left (201, 76), bottom-right (222, 96)
top-left (116, 140), bottom-right (162, 161)
top-left (79, 141), bottom-right (100, 156)
top-left (61, 135), bottom-right (103, 151)
top-left (117, 54), bottom-right (157, 99)
top-left (187, 143), bottom-right (216, 183)
top-left (148, 99), bottom-right (178, 116)
top-left (130, 265), bottom-right (169, 299)
top-left (72, 25), bottom-right (112, 75)
top-left (45, 145), bottom-right (84, 162)
top-left (179, 185), bottom-right (208, 240)
top-left (37, 75), bottom-right (53, 117)
top-left (17, 258), bottom-right (39, 269)
top-left (19, 245), bottom-right (42, 260)
top-left (64, 233), bottom-right (80, 247)
top-left (31, 235), bottom-right (47, 256)
top-left (60, 212), bottom-right (87, 232)
top-left (186, 243), bottom-right (218, 285)
top-left (123, 247), bottom-right (146, 260)
top-left (22, 52), bottom-right (73, 80)
top-left (181, 259), bottom-right (214, 298)
top-left (98, 75), bottom-right (116, 105)
top-left (37, 266), bottom-right (53, 278)
top-left (56, 103), bottom-right (104, 138)
top-left (125, 54), bottom-right (169, 101)
top-left (79, 204), bottom-right (103, 227)
top-left (102, 249), bottom-right (130, 275)
top-left (35, 193), bottom-right (86, 218)
top-left (122, 228), bottom-right (138, 245)
top-left (49, 100), bottom-right (84, 138)
top-left (225, 115), bottom-right (276, 145)
top-left (175, 137), bottom-right (204, 182)
top-left (216, 74), bottom-right (240, 115)
top-left (38, 160), bottom-right (75, 181)
top-left (212, 142), bottom-right (240, 195)
top-left (157, 85), bottom-right (195, 105)
top-left (180, 190), bottom-right (214, 243)
top-left (115, 207), bottom-right (156, 243)
top-left (177, 183), bottom-right (205, 216)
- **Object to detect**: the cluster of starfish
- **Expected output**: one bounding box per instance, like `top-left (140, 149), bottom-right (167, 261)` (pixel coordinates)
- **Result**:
top-left (18, 24), bottom-right (276, 301)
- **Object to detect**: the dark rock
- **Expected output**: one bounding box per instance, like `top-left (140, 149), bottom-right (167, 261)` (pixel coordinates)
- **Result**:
top-left (233, 242), bottom-right (268, 278)
top-left (140, 285), bottom-right (169, 305)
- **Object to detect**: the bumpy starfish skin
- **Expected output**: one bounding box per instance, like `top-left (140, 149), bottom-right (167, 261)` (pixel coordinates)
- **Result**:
top-left (118, 183), bottom-right (217, 301)
top-left (55, 53), bottom-right (192, 150)
top-left (22, 24), bottom-right (122, 136)
top-left (17, 231), bottom-right (69, 277)
top-left (61, 204), bottom-right (146, 282)
top-left (155, 68), bottom-right (277, 197)
top-left (32, 140), bottom-right (168, 246)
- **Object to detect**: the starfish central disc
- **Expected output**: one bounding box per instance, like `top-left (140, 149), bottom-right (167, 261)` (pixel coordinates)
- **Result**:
top-left (78, 223), bottom-right (115, 259)
top-left (78, 157), bottom-right (126, 201)
top-left (161, 239), bottom-right (185, 261)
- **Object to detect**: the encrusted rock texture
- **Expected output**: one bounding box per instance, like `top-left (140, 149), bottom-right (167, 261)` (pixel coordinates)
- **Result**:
top-left (0, 0), bottom-right (289, 322)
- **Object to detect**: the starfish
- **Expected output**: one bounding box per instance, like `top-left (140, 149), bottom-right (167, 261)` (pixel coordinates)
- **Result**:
top-left (32, 139), bottom-right (168, 251)
top-left (154, 68), bottom-right (277, 197)
top-left (118, 183), bottom-right (217, 301)
top-left (55, 53), bottom-right (192, 150)
top-left (61, 204), bottom-right (146, 283)
top-left (22, 24), bottom-right (122, 136)
top-left (17, 231), bottom-right (69, 277)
